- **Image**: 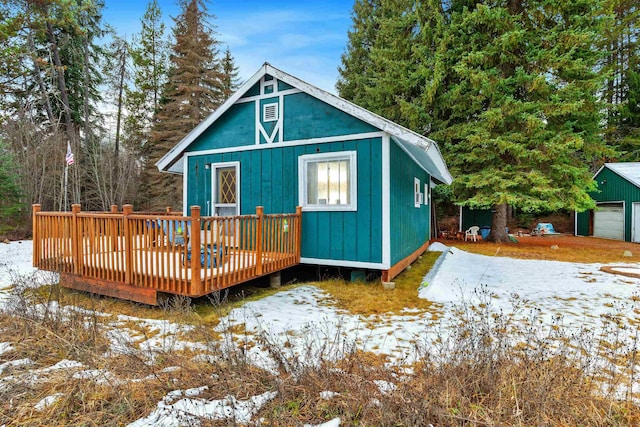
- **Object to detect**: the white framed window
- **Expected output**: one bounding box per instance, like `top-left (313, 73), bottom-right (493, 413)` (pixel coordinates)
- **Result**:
top-left (424, 183), bottom-right (429, 205)
top-left (263, 102), bottom-right (278, 122)
top-left (298, 151), bottom-right (357, 211)
top-left (414, 178), bottom-right (422, 208)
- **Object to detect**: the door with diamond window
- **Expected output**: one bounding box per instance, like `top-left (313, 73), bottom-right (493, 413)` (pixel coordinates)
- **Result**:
top-left (212, 163), bottom-right (239, 240)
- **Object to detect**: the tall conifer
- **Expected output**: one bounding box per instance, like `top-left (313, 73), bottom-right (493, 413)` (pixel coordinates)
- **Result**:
top-left (431, 0), bottom-right (610, 242)
top-left (146, 0), bottom-right (224, 210)
top-left (221, 46), bottom-right (240, 101)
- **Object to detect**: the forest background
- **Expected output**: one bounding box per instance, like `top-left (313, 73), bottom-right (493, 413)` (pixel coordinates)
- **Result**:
top-left (0, 0), bottom-right (638, 242)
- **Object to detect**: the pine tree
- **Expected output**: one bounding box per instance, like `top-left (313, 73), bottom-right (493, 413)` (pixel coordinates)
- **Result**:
top-left (601, 0), bottom-right (640, 160)
top-left (124, 0), bottom-right (169, 207)
top-left (146, 0), bottom-right (224, 210)
top-left (617, 65), bottom-right (640, 159)
top-left (125, 0), bottom-right (168, 151)
top-left (431, 0), bottom-right (610, 242)
top-left (337, 0), bottom-right (381, 104)
top-left (0, 139), bottom-right (23, 231)
top-left (221, 46), bottom-right (240, 101)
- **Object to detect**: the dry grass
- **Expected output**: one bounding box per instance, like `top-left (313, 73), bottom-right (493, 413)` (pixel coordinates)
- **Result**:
top-left (448, 235), bottom-right (640, 263)
top-left (255, 289), bottom-right (640, 426)
top-left (0, 280), bottom-right (278, 427)
top-left (3, 240), bottom-right (640, 425)
top-left (314, 251), bottom-right (442, 316)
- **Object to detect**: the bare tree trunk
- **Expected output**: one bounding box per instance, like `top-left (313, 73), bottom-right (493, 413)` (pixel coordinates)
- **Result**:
top-left (27, 30), bottom-right (56, 126)
top-left (488, 203), bottom-right (510, 243)
top-left (114, 40), bottom-right (128, 186)
top-left (46, 21), bottom-right (74, 137)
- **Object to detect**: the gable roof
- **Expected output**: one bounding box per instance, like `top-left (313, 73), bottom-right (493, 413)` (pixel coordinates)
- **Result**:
top-left (597, 162), bottom-right (640, 188)
top-left (156, 63), bottom-right (453, 184)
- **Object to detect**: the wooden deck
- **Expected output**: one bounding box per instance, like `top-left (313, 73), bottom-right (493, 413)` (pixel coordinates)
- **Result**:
top-left (32, 204), bottom-right (301, 304)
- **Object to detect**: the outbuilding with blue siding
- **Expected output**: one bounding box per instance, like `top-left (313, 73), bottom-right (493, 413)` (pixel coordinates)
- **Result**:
top-left (157, 63), bottom-right (452, 281)
top-left (575, 163), bottom-right (640, 242)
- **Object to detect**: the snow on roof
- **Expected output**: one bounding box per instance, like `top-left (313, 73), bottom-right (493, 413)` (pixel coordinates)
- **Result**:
top-left (156, 63), bottom-right (453, 185)
top-left (603, 162), bottom-right (640, 188)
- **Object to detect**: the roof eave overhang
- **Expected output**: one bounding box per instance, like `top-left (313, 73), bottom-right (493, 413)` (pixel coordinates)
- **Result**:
top-left (157, 63), bottom-right (453, 185)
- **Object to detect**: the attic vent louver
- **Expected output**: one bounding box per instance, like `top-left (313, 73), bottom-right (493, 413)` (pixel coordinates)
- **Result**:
top-left (263, 103), bottom-right (278, 122)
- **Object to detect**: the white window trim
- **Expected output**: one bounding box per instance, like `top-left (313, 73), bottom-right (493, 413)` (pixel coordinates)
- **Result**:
top-left (424, 183), bottom-right (429, 205)
top-left (414, 177), bottom-right (422, 208)
top-left (263, 102), bottom-right (278, 122)
top-left (298, 151), bottom-right (357, 212)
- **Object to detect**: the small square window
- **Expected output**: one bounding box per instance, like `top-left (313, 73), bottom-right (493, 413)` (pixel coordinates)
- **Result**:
top-left (299, 151), bottom-right (357, 211)
top-left (263, 102), bottom-right (278, 122)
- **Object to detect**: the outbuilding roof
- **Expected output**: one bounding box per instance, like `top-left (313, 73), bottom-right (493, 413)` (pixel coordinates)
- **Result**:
top-left (598, 163), bottom-right (640, 188)
top-left (156, 63), bottom-right (453, 185)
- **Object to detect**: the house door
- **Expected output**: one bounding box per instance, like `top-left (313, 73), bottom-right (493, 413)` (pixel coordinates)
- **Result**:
top-left (211, 162), bottom-right (240, 241)
top-left (633, 203), bottom-right (640, 243)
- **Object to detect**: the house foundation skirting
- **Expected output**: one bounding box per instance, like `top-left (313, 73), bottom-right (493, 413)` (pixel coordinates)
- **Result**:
top-left (381, 240), bottom-right (430, 282)
top-left (60, 273), bottom-right (161, 306)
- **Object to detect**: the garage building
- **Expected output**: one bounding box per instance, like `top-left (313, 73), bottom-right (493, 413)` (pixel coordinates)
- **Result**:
top-left (575, 162), bottom-right (640, 242)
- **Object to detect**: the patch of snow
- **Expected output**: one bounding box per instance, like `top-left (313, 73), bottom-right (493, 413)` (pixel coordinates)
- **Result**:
top-left (0, 342), bottom-right (14, 355)
top-left (34, 393), bottom-right (64, 411)
top-left (47, 359), bottom-right (84, 371)
top-left (427, 242), bottom-right (448, 252)
top-left (319, 390), bottom-right (338, 400)
top-left (374, 379), bottom-right (397, 394)
top-left (127, 390), bottom-right (277, 427)
top-left (304, 417), bottom-right (341, 427)
top-left (0, 240), bottom-right (57, 294)
top-left (72, 369), bottom-right (116, 385)
top-left (0, 358), bottom-right (34, 374)
top-left (609, 267), bottom-right (640, 275)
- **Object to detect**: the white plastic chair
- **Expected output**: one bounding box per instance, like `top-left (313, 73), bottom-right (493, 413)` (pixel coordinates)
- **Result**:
top-left (465, 226), bottom-right (480, 242)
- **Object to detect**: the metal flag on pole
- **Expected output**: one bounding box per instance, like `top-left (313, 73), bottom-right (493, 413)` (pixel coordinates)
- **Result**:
top-left (64, 142), bottom-right (73, 211)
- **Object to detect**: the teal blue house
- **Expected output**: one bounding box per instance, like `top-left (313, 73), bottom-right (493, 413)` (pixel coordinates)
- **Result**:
top-left (157, 64), bottom-right (452, 281)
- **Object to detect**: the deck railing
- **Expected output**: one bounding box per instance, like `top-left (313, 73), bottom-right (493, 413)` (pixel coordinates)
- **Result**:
top-left (32, 204), bottom-right (301, 300)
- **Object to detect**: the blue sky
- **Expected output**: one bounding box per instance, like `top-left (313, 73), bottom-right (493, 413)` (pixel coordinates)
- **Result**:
top-left (102, 0), bottom-right (354, 93)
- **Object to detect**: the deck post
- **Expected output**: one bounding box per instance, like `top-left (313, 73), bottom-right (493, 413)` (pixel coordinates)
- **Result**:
top-left (122, 204), bottom-right (133, 285)
top-left (71, 204), bottom-right (82, 275)
top-left (295, 206), bottom-right (302, 260)
top-left (190, 206), bottom-right (202, 295)
top-left (109, 205), bottom-right (118, 250)
top-left (32, 204), bottom-right (41, 267)
top-left (256, 206), bottom-right (264, 275)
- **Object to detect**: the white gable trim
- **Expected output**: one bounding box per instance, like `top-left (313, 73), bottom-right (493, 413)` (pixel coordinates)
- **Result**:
top-left (157, 63), bottom-right (452, 185)
top-left (381, 134), bottom-right (390, 268)
top-left (603, 163), bottom-right (640, 189)
top-left (156, 64), bottom-right (269, 172)
top-left (236, 88), bottom-right (301, 104)
top-left (182, 131), bottom-right (386, 158)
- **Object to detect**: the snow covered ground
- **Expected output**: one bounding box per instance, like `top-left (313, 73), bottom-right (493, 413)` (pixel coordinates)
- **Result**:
top-left (1, 240), bottom-right (639, 426)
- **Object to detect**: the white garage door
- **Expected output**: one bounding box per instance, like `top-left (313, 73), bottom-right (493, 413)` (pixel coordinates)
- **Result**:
top-left (593, 203), bottom-right (624, 240)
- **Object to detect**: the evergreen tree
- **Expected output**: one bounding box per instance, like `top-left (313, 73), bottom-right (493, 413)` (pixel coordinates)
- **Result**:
top-left (617, 65), bottom-right (640, 159)
top-left (146, 0), bottom-right (224, 210)
top-left (221, 46), bottom-right (240, 101)
top-left (431, 0), bottom-right (610, 242)
top-left (337, 0), bottom-right (381, 104)
top-left (125, 0), bottom-right (168, 151)
top-left (601, 0), bottom-right (640, 159)
top-left (0, 139), bottom-right (23, 232)
top-left (124, 0), bottom-right (169, 207)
